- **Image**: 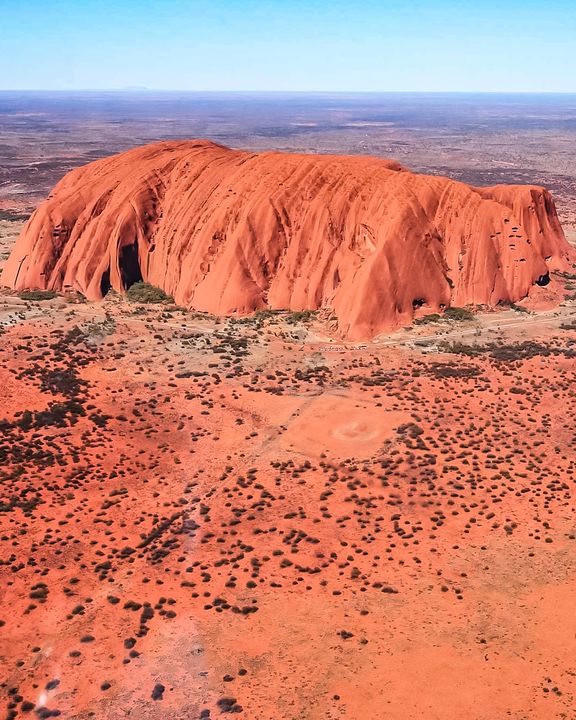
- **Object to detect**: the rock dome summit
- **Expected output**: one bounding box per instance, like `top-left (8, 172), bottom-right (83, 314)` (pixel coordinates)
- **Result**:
top-left (2, 139), bottom-right (571, 338)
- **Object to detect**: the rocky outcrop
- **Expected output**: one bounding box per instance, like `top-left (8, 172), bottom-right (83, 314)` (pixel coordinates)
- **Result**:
top-left (2, 140), bottom-right (571, 338)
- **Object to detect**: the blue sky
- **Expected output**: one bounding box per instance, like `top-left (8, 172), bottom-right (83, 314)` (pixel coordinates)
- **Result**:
top-left (1, 0), bottom-right (575, 92)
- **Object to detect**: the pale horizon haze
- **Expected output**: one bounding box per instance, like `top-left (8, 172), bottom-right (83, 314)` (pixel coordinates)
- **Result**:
top-left (1, 0), bottom-right (575, 93)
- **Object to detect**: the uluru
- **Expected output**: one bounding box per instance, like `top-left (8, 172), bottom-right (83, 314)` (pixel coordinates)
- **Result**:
top-left (2, 139), bottom-right (571, 338)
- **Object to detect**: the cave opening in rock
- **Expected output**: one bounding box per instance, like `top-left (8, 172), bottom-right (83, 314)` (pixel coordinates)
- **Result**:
top-left (100, 268), bottom-right (111, 296)
top-left (119, 242), bottom-right (143, 289)
top-left (535, 272), bottom-right (550, 287)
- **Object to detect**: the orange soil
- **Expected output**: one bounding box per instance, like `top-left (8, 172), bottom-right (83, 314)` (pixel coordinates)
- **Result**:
top-left (1, 301), bottom-right (575, 720)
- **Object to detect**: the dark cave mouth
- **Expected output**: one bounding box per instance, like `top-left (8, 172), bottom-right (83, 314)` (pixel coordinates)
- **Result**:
top-left (119, 242), bottom-right (143, 290)
top-left (100, 268), bottom-right (111, 296)
top-left (99, 242), bottom-right (143, 297)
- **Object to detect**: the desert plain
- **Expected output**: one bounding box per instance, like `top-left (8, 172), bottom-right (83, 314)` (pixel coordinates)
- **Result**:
top-left (1, 92), bottom-right (576, 720)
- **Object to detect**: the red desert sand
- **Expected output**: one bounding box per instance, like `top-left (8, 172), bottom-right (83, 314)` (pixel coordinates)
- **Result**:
top-left (3, 140), bottom-right (571, 338)
top-left (1, 301), bottom-right (575, 720)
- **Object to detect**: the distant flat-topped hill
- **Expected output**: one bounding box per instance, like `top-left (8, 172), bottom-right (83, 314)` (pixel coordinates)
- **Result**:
top-left (2, 140), bottom-right (571, 338)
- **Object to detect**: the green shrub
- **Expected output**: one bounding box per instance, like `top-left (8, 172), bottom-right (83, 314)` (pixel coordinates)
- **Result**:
top-left (414, 313), bottom-right (442, 325)
top-left (126, 282), bottom-right (173, 304)
top-left (443, 306), bottom-right (475, 321)
top-left (414, 307), bottom-right (474, 325)
top-left (254, 309), bottom-right (284, 319)
top-left (285, 310), bottom-right (317, 324)
top-left (19, 290), bottom-right (58, 301)
top-left (438, 341), bottom-right (481, 357)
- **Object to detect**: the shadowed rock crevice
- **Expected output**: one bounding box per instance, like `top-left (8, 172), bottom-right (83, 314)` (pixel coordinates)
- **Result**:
top-left (99, 268), bottom-right (111, 296)
top-left (119, 241), bottom-right (143, 290)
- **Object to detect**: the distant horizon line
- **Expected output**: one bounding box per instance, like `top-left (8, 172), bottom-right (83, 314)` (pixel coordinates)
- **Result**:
top-left (1, 88), bottom-right (576, 95)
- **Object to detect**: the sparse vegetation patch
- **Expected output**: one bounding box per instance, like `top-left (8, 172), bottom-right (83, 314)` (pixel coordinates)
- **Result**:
top-left (415, 306), bottom-right (475, 325)
top-left (126, 282), bottom-right (174, 304)
top-left (19, 290), bottom-right (58, 301)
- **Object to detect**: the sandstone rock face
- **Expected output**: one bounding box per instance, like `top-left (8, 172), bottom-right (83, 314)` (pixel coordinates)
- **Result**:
top-left (2, 140), bottom-right (571, 338)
